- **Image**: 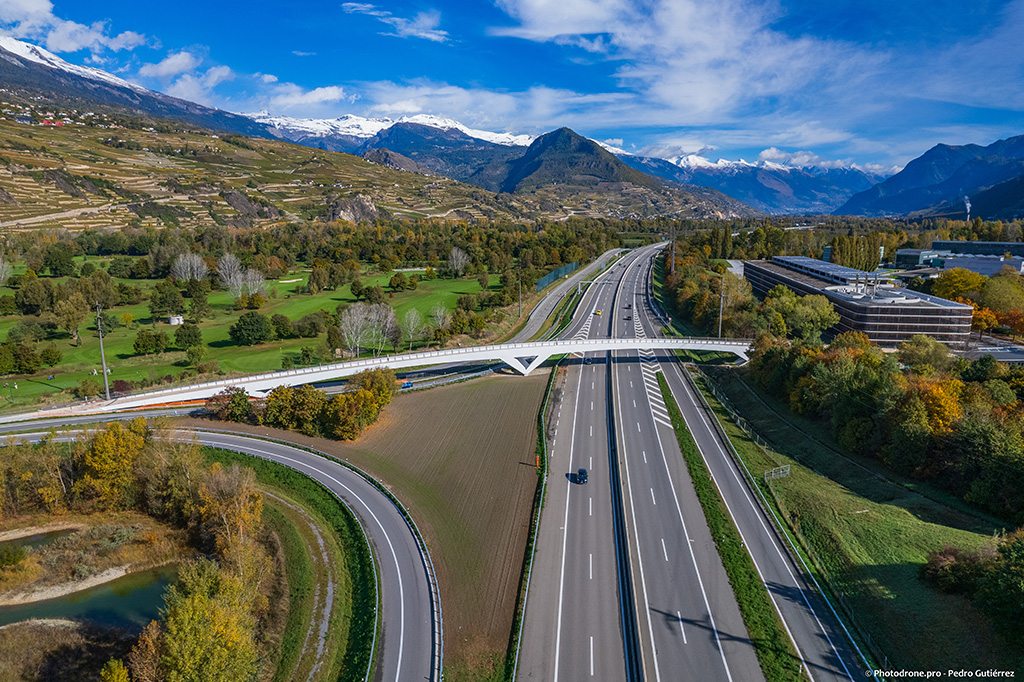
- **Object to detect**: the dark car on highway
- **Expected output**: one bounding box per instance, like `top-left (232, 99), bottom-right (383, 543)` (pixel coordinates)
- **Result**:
top-left (577, 467), bottom-right (588, 484)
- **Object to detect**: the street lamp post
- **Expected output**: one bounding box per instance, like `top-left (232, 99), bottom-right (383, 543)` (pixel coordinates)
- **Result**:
top-left (718, 272), bottom-right (726, 339)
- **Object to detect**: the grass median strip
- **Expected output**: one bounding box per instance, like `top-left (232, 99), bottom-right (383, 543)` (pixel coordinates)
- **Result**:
top-left (657, 372), bottom-right (804, 682)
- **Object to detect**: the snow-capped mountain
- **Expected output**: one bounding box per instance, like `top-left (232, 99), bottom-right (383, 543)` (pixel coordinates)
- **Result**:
top-left (0, 36), bottom-right (146, 94)
top-left (0, 37), bottom-right (273, 138)
top-left (618, 152), bottom-right (890, 214)
top-left (245, 111), bottom-right (535, 152)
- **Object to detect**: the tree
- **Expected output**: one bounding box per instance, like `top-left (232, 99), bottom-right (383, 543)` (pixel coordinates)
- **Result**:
top-left (339, 303), bottom-right (371, 356)
top-left (389, 272), bottom-right (408, 291)
top-left (366, 284), bottom-right (385, 304)
top-left (135, 329), bottom-right (170, 355)
top-left (403, 308), bottom-right (424, 350)
top-left (448, 247), bottom-right (469, 277)
top-left (241, 269), bottom-right (266, 297)
top-left (205, 387), bottom-right (252, 423)
top-left (477, 272), bottom-right (490, 291)
top-left (186, 345), bottom-right (207, 367)
top-left (74, 421), bottom-right (145, 510)
top-left (271, 313), bottom-right (293, 339)
top-left (431, 304), bottom-right (452, 331)
top-left (149, 279), bottom-right (186, 319)
top-left (50, 293), bottom-right (87, 345)
top-left (100, 659), bottom-right (130, 682)
top-left (43, 242), bottom-right (75, 277)
top-left (932, 268), bottom-right (987, 301)
top-left (161, 559), bottom-right (259, 682)
top-left (365, 303), bottom-right (399, 356)
top-left (229, 312), bottom-right (273, 346)
top-left (217, 254), bottom-right (244, 296)
top-left (129, 620), bottom-right (164, 682)
top-left (0, 256), bottom-right (10, 287)
top-left (40, 343), bottom-right (62, 366)
top-left (175, 323), bottom-right (203, 349)
top-left (171, 253), bottom-right (209, 282)
top-left (898, 334), bottom-right (952, 373)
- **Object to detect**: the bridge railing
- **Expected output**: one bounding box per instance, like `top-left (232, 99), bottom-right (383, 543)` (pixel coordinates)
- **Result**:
top-left (108, 337), bottom-right (754, 406)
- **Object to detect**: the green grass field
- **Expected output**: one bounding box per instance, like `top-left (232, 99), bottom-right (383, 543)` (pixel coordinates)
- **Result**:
top-left (692, 367), bottom-right (1019, 673)
top-left (0, 263), bottom-right (499, 409)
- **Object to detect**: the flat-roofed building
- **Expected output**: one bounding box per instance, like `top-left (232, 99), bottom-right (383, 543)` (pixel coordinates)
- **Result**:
top-left (744, 256), bottom-right (972, 348)
top-left (932, 240), bottom-right (1024, 258)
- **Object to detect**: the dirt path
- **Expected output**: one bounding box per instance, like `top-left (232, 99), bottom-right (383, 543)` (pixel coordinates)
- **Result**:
top-left (264, 493), bottom-right (337, 682)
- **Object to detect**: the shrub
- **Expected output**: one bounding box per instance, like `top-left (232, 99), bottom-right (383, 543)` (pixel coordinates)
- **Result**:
top-left (229, 312), bottom-right (273, 346)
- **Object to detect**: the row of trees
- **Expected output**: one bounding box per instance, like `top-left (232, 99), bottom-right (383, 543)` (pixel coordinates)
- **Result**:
top-left (748, 333), bottom-right (1024, 524)
top-left (206, 368), bottom-right (396, 441)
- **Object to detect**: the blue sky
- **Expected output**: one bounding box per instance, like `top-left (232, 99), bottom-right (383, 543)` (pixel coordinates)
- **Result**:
top-left (2, 0), bottom-right (1024, 172)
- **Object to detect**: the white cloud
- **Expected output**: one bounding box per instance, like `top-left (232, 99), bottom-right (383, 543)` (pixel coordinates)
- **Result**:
top-left (269, 84), bottom-right (348, 109)
top-left (292, 50), bottom-right (315, 56)
top-left (343, 3), bottom-right (448, 42)
top-left (164, 66), bottom-right (234, 106)
top-left (138, 50), bottom-right (201, 78)
top-left (256, 72), bottom-right (278, 83)
top-left (0, 0), bottom-right (145, 53)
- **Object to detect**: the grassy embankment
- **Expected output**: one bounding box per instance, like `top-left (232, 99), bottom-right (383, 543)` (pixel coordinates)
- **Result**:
top-left (0, 263), bottom-right (499, 410)
top-left (657, 372), bottom-right (804, 682)
top-left (690, 367), bottom-right (1018, 673)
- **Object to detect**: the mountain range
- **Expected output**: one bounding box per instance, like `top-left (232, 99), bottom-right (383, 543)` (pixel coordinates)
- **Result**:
top-left (1, 35), bottom-right (1020, 219)
top-left (837, 135), bottom-right (1024, 219)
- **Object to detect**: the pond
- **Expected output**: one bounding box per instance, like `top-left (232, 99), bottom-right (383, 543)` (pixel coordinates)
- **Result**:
top-left (0, 564), bottom-right (177, 630)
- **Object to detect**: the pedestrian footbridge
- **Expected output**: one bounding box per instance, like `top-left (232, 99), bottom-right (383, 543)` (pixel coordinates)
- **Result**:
top-left (92, 337), bottom-right (753, 412)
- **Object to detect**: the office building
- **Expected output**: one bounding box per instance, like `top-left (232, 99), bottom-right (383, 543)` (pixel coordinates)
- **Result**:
top-left (744, 256), bottom-right (972, 348)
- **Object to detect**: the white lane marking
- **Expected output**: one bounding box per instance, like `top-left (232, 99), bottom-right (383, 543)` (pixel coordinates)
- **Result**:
top-left (591, 401), bottom-right (594, 410)
top-left (589, 456), bottom-right (592, 469)
top-left (677, 611), bottom-right (687, 644)
top-left (589, 497), bottom-right (592, 516)
top-left (630, 381), bottom-right (633, 388)
top-left (661, 537), bottom-right (669, 561)
top-left (642, 450), bottom-right (647, 464)
top-left (654, 417), bottom-right (673, 428)
top-left (633, 399), bottom-right (636, 408)
top-left (590, 636), bottom-right (595, 677)
top-left (590, 553), bottom-right (593, 579)
top-left (590, 425), bottom-right (593, 437)
top-left (636, 421), bottom-right (641, 433)
top-left (650, 487), bottom-right (656, 506)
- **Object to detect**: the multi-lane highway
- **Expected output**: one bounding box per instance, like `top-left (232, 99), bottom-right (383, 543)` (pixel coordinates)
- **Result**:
top-left (629, 248), bottom-right (868, 682)
top-left (521, 242), bottom-right (869, 682)
top-left (611, 250), bottom-right (762, 682)
top-left (519, 244), bottom-right (760, 681)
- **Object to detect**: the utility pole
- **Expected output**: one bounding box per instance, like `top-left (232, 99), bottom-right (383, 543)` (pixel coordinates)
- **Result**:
top-left (718, 273), bottom-right (726, 339)
top-left (96, 302), bottom-right (110, 400)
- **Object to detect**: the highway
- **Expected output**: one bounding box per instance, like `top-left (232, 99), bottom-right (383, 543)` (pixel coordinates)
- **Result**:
top-left (518, 247), bottom-right (641, 680)
top-left (0, 423), bottom-right (439, 682)
top-left (630, 249), bottom-right (869, 682)
top-left (519, 243), bottom-right (760, 682)
top-left (610, 250), bottom-right (763, 682)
